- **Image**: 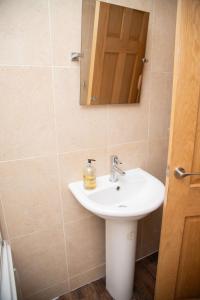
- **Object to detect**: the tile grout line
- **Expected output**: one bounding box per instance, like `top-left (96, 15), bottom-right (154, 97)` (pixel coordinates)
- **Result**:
top-left (47, 0), bottom-right (71, 291)
top-left (9, 222), bottom-right (63, 242)
top-left (12, 214), bottom-right (103, 247)
top-left (147, 0), bottom-right (156, 142)
top-left (70, 266), bottom-right (106, 293)
top-left (27, 262), bottom-right (106, 299)
top-left (63, 214), bottom-right (98, 227)
top-left (147, 0), bottom-right (158, 153)
top-left (105, 105), bottom-right (110, 169)
top-left (0, 64), bottom-right (79, 69)
top-left (26, 280), bottom-right (68, 300)
top-left (0, 153), bottom-right (57, 164)
top-left (0, 138), bottom-right (160, 164)
top-left (141, 0), bottom-right (156, 244)
top-left (70, 263), bottom-right (105, 281)
top-left (0, 137), bottom-right (168, 165)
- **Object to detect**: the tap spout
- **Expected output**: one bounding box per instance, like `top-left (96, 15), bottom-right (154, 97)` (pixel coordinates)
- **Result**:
top-left (109, 155), bottom-right (126, 182)
top-left (113, 165), bottom-right (126, 176)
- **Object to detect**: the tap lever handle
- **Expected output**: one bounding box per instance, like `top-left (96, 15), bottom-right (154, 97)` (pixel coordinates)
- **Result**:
top-left (112, 155), bottom-right (122, 165)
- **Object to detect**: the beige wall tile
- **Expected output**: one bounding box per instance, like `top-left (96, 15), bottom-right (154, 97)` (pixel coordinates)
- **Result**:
top-left (0, 156), bottom-right (62, 238)
top-left (11, 225), bottom-right (68, 298)
top-left (149, 72), bottom-right (173, 139)
top-left (65, 216), bottom-right (105, 277)
top-left (27, 281), bottom-right (68, 300)
top-left (53, 67), bottom-right (108, 153)
top-left (59, 148), bottom-right (108, 223)
top-left (0, 67), bottom-right (56, 161)
top-left (70, 264), bottom-right (105, 291)
top-left (151, 0), bottom-right (177, 73)
top-left (146, 138), bottom-right (169, 182)
top-left (62, 189), bottom-right (92, 224)
top-left (50, 0), bottom-right (82, 66)
top-left (107, 96), bottom-right (149, 146)
top-left (0, 0), bottom-right (51, 66)
top-left (140, 206), bottom-right (163, 257)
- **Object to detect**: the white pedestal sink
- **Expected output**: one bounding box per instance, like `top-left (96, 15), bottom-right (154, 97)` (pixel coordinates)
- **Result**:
top-left (69, 168), bottom-right (165, 300)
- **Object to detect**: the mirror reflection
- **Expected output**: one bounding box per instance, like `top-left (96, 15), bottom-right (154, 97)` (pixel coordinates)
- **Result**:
top-left (80, 1), bottom-right (149, 105)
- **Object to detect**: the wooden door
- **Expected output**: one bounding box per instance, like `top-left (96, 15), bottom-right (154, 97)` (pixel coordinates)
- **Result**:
top-left (87, 1), bottom-right (149, 105)
top-left (155, 1), bottom-right (200, 299)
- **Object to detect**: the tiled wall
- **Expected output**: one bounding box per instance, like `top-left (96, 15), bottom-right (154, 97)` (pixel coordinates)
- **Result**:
top-left (0, 0), bottom-right (177, 299)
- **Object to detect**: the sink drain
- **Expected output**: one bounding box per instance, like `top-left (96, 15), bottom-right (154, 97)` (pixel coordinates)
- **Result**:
top-left (118, 204), bottom-right (128, 208)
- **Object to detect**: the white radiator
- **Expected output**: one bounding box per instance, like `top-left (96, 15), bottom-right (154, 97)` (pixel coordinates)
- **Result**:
top-left (0, 239), bottom-right (17, 300)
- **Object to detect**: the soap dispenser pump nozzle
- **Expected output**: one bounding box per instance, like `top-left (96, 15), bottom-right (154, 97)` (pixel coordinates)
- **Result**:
top-left (88, 159), bottom-right (96, 164)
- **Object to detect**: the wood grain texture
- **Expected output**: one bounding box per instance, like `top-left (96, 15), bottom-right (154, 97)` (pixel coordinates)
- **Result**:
top-left (155, 1), bottom-right (200, 299)
top-left (175, 217), bottom-right (200, 298)
top-left (59, 253), bottom-right (158, 300)
top-left (191, 95), bottom-right (200, 185)
top-left (81, 1), bottom-right (149, 105)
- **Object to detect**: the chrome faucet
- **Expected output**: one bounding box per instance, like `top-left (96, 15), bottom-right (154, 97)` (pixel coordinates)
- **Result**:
top-left (109, 155), bottom-right (126, 182)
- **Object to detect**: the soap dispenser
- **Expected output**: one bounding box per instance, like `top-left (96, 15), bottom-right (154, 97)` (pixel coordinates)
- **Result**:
top-left (83, 159), bottom-right (96, 189)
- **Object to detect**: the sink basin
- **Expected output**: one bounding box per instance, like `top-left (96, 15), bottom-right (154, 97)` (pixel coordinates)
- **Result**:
top-left (69, 168), bottom-right (164, 221)
top-left (69, 168), bottom-right (165, 300)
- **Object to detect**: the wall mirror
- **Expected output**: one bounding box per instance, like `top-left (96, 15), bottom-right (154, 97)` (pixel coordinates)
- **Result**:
top-left (80, 0), bottom-right (149, 105)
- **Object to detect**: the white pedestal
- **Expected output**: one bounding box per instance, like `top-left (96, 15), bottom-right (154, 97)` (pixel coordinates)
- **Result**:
top-left (106, 220), bottom-right (138, 300)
